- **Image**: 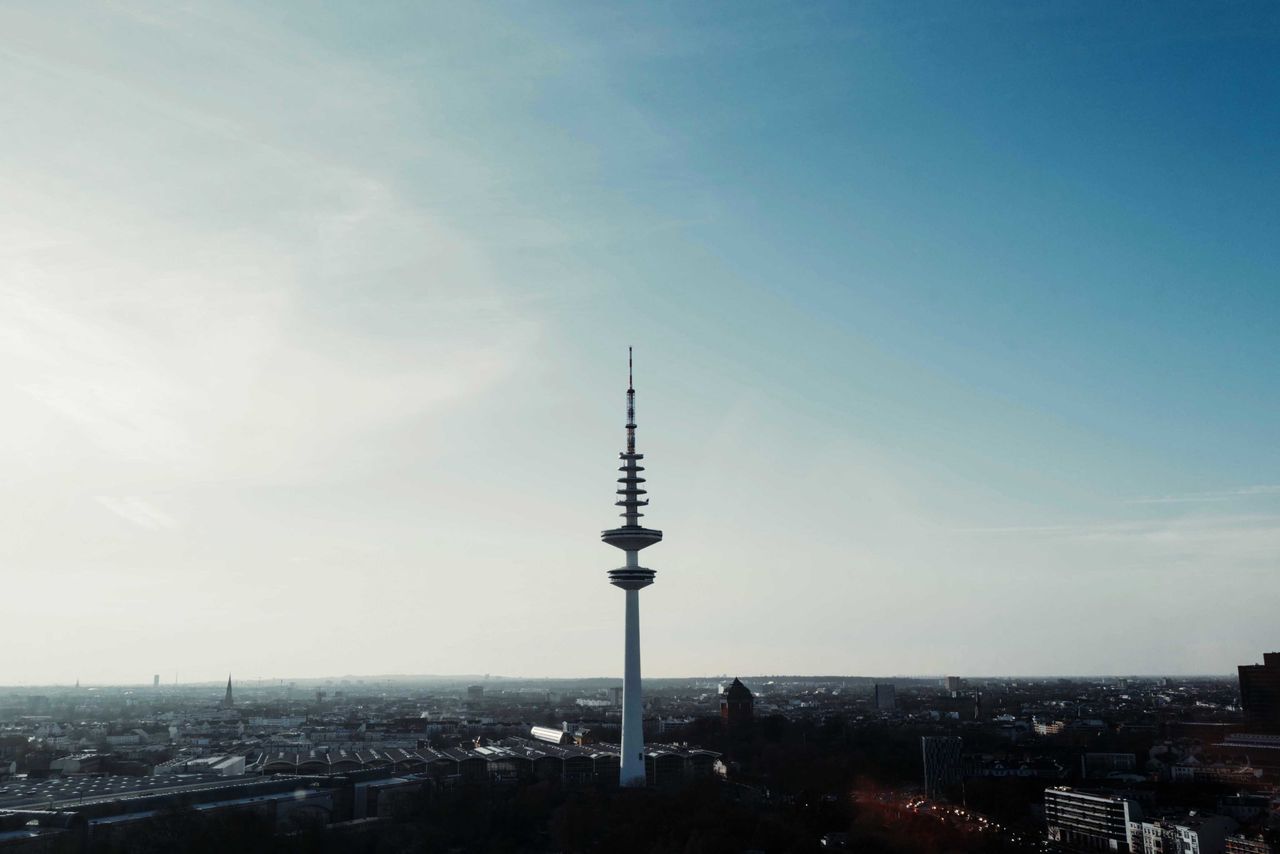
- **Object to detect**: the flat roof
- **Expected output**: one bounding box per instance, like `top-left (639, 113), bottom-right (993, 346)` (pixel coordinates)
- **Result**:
top-left (0, 774), bottom-right (306, 811)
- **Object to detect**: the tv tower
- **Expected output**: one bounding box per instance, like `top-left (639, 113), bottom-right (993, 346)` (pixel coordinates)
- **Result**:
top-left (601, 348), bottom-right (663, 787)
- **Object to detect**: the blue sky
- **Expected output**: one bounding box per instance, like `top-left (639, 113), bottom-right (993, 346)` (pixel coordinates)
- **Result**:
top-left (1, 2), bottom-right (1276, 683)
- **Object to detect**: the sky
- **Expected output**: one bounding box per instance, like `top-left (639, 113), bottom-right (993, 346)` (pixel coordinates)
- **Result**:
top-left (0, 1), bottom-right (1277, 684)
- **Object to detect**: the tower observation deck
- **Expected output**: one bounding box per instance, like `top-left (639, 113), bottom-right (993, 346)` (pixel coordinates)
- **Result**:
top-left (601, 348), bottom-right (662, 786)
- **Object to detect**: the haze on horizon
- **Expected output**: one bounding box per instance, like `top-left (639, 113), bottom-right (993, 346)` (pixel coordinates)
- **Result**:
top-left (0, 669), bottom-right (1245, 692)
top-left (1, 2), bottom-right (1277, 686)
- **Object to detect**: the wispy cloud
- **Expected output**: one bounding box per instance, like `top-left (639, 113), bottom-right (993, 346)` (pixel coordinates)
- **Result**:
top-left (956, 513), bottom-right (1280, 537)
top-left (95, 496), bottom-right (177, 531)
top-left (0, 2), bottom-right (539, 485)
top-left (953, 513), bottom-right (1280, 573)
top-left (0, 0), bottom-right (553, 683)
top-left (1126, 485), bottom-right (1280, 505)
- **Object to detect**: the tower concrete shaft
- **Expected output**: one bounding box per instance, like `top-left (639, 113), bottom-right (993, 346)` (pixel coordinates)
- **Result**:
top-left (622, 587), bottom-right (642, 784)
top-left (601, 348), bottom-right (662, 787)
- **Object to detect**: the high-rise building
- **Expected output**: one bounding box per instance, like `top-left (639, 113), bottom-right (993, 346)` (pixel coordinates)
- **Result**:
top-left (874, 683), bottom-right (896, 712)
top-left (153, 674), bottom-right (159, 688)
top-left (222, 675), bottom-right (234, 709)
top-left (944, 675), bottom-right (963, 694)
top-left (1044, 787), bottom-right (1143, 852)
top-left (921, 736), bottom-right (963, 800)
top-left (600, 349), bottom-right (664, 787)
top-left (1238, 653), bottom-right (1280, 727)
top-left (720, 678), bottom-right (754, 726)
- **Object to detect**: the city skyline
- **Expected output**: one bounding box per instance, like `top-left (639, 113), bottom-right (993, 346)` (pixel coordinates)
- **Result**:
top-left (2, 2), bottom-right (1278, 684)
top-left (0, 669), bottom-right (1256, 690)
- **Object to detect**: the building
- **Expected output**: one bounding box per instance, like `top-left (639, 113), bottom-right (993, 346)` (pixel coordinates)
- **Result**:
top-left (1213, 733), bottom-right (1280, 780)
top-left (1044, 786), bottom-right (1144, 853)
top-left (250, 738), bottom-right (718, 789)
top-left (0, 772), bottom-right (335, 850)
top-left (720, 678), bottom-right (754, 726)
top-left (921, 736), bottom-right (963, 800)
top-left (1238, 653), bottom-right (1280, 727)
top-left (1082, 753), bottom-right (1137, 779)
top-left (466, 685), bottom-right (485, 700)
top-left (944, 676), bottom-right (963, 694)
top-left (1216, 794), bottom-right (1271, 824)
top-left (1036, 718), bottom-right (1068, 736)
top-left (1128, 814), bottom-right (1237, 854)
top-left (222, 675), bottom-right (234, 709)
top-left (874, 683), bottom-right (896, 712)
top-left (49, 753), bottom-right (103, 776)
top-left (153, 674), bottom-right (159, 688)
top-left (159, 755), bottom-right (246, 777)
top-left (1226, 835), bottom-right (1276, 854)
top-left (530, 726), bottom-right (572, 746)
top-left (600, 349), bottom-right (664, 787)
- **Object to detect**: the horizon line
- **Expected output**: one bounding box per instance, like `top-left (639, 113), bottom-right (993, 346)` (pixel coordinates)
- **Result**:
top-left (0, 671), bottom-right (1245, 689)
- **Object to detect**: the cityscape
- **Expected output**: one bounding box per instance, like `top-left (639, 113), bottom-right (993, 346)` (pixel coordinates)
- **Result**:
top-left (2, 666), bottom-right (1280, 851)
top-left (3, 1), bottom-right (1279, 853)
top-left (2, 359), bottom-right (1277, 853)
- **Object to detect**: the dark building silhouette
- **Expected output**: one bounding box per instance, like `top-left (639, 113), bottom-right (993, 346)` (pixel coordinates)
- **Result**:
top-left (720, 678), bottom-right (753, 726)
top-left (921, 735), bottom-right (963, 800)
top-left (1239, 653), bottom-right (1280, 727)
top-left (222, 675), bottom-right (234, 709)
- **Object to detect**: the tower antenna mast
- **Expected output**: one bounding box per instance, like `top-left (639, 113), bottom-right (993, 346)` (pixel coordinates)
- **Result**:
top-left (601, 348), bottom-right (663, 786)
